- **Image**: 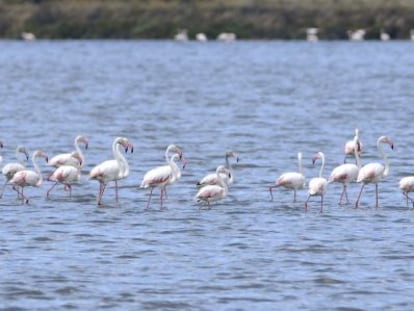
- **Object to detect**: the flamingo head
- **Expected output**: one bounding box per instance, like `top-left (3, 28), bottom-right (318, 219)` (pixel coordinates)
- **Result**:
top-left (81, 136), bottom-right (89, 150)
top-left (0, 140), bottom-right (3, 148)
top-left (117, 137), bottom-right (133, 153)
top-left (34, 150), bottom-right (48, 163)
top-left (18, 146), bottom-right (29, 161)
top-left (312, 152), bottom-right (324, 165)
top-left (226, 150), bottom-right (239, 163)
top-left (379, 136), bottom-right (394, 150)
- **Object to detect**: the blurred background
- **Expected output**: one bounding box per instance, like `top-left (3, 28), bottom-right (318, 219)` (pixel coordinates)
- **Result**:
top-left (1, 0), bottom-right (414, 41)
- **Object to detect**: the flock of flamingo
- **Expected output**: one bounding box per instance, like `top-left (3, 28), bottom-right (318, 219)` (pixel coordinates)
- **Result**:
top-left (0, 130), bottom-right (413, 210)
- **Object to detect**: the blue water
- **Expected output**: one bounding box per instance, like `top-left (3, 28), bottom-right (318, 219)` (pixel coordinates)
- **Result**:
top-left (1, 40), bottom-right (414, 310)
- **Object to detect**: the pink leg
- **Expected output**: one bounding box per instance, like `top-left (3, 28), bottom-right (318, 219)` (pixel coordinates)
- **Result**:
top-left (293, 189), bottom-right (297, 203)
top-left (146, 187), bottom-right (154, 209)
top-left (375, 183), bottom-right (379, 208)
top-left (355, 184), bottom-right (365, 208)
top-left (97, 183), bottom-right (107, 205)
top-left (115, 180), bottom-right (119, 202)
top-left (304, 195), bottom-right (310, 211)
top-left (47, 182), bottom-right (58, 198)
top-left (320, 195), bottom-right (324, 213)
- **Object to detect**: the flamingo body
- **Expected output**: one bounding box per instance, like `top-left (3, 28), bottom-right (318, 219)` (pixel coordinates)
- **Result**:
top-left (197, 150), bottom-right (238, 187)
top-left (305, 152), bottom-right (328, 212)
top-left (195, 165), bottom-right (229, 208)
top-left (49, 135), bottom-right (88, 168)
top-left (344, 128), bottom-right (363, 163)
top-left (47, 163), bottom-right (81, 198)
top-left (399, 176), bottom-right (414, 206)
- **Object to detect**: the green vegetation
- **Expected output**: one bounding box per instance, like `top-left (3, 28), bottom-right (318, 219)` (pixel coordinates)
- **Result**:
top-left (1, 0), bottom-right (414, 39)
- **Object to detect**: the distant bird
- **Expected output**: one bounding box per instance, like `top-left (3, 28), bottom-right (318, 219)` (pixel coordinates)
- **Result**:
top-left (195, 165), bottom-right (230, 208)
top-left (10, 150), bottom-right (48, 204)
top-left (140, 144), bottom-right (186, 209)
top-left (269, 152), bottom-right (305, 202)
top-left (89, 137), bottom-right (133, 205)
top-left (399, 176), bottom-right (414, 207)
top-left (47, 152), bottom-right (82, 198)
top-left (355, 136), bottom-right (394, 208)
top-left (329, 134), bottom-right (361, 205)
top-left (344, 128), bottom-right (363, 163)
top-left (1, 145), bottom-right (29, 198)
top-left (48, 135), bottom-right (88, 168)
top-left (305, 152), bottom-right (328, 212)
top-left (197, 150), bottom-right (239, 187)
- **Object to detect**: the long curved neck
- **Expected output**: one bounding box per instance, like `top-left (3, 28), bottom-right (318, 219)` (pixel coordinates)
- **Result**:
top-left (319, 154), bottom-right (325, 178)
top-left (17, 148), bottom-right (25, 165)
top-left (297, 152), bottom-right (303, 175)
top-left (377, 139), bottom-right (390, 177)
top-left (354, 137), bottom-right (361, 168)
top-left (169, 155), bottom-right (181, 179)
top-left (113, 140), bottom-right (128, 176)
top-left (216, 170), bottom-right (229, 193)
top-left (32, 153), bottom-right (43, 186)
top-left (74, 137), bottom-right (84, 163)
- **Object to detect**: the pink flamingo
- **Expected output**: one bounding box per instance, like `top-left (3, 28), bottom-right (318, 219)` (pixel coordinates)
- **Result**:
top-left (89, 137), bottom-right (133, 205)
top-left (197, 150), bottom-right (239, 187)
top-left (344, 128), bottom-right (363, 163)
top-left (195, 165), bottom-right (230, 208)
top-left (305, 152), bottom-right (328, 212)
top-left (10, 150), bottom-right (48, 204)
top-left (47, 152), bottom-right (82, 198)
top-left (0, 146), bottom-right (29, 198)
top-left (329, 133), bottom-right (361, 205)
top-left (355, 135), bottom-right (394, 208)
top-left (269, 152), bottom-right (305, 202)
top-left (49, 135), bottom-right (89, 167)
top-left (140, 144), bottom-right (186, 209)
top-left (399, 176), bottom-right (414, 207)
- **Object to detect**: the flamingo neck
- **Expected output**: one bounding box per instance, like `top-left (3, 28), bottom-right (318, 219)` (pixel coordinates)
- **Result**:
top-left (113, 139), bottom-right (128, 177)
top-left (17, 148), bottom-right (25, 165)
top-left (32, 153), bottom-right (43, 186)
top-left (354, 137), bottom-right (361, 168)
top-left (298, 152), bottom-right (303, 175)
top-left (74, 137), bottom-right (84, 164)
top-left (377, 138), bottom-right (390, 177)
top-left (319, 154), bottom-right (325, 178)
top-left (169, 155), bottom-right (181, 180)
top-left (216, 169), bottom-right (229, 194)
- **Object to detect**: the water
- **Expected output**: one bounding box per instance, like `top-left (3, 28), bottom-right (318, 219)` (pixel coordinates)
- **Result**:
top-left (1, 40), bottom-right (414, 310)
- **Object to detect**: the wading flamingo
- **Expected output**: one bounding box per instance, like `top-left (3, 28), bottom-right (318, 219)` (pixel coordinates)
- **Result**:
top-left (269, 152), bottom-right (305, 202)
top-left (195, 165), bottom-right (230, 208)
top-left (197, 150), bottom-right (239, 187)
top-left (10, 150), bottom-right (48, 204)
top-left (47, 152), bottom-right (82, 198)
top-left (344, 128), bottom-right (363, 163)
top-left (49, 135), bottom-right (89, 167)
top-left (0, 146), bottom-right (29, 198)
top-left (140, 144), bottom-right (186, 209)
top-left (89, 137), bottom-right (133, 205)
top-left (329, 134), bottom-right (361, 205)
top-left (305, 152), bottom-right (328, 212)
top-left (399, 176), bottom-right (414, 207)
top-left (355, 136), bottom-right (394, 208)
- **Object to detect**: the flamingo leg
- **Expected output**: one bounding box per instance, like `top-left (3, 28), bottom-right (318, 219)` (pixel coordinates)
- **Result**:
top-left (0, 180), bottom-right (8, 198)
top-left (355, 183), bottom-right (365, 208)
top-left (320, 195), bottom-right (324, 213)
top-left (97, 183), bottom-right (107, 205)
top-left (115, 180), bottom-right (119, 202)
top-left (159, 188), bottom-right (164, 209)
top-left (145, 187), bottom-right (154, 209)
top-left (293, 189), bottom-right (297, 203)
top-left (343, 185), bottom-right (350, 204)
top-left (375, 183), bottom-right (379, 208)
top-left (67, 184), bottom-right (72, 198)
top-left (304, 195), bottom-right (311, 211)
top-left (47, 182), bottom-right (58, 198)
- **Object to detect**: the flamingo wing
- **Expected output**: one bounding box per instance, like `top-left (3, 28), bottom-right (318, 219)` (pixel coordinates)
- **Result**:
top-left (400, 176), bottom-right (414, 192)
top-left (141, 165), bottom-right (172, 188)
top-left (2, 162), bottom-right (25, 179)
top-left (195, 185), bottom-right (225, 202)
top-left (357, 163), bottom-right (385, 183)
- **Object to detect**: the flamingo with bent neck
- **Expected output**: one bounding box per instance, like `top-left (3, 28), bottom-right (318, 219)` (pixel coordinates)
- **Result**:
top-left (0, 145), bottom-right (29, 198)
top-left (49, 135), bottom-right (89, 168)
top-left (344, 128), bottom-right (363, 163)
top-left (195, 165), bottom-right (230, 208)
top-left (355, 135), bottom-right (394, 208)
top-left (10, 150), bottom-right (48, 204)
top-left (140, 144), bottom-right (186, 209)
top-left (305, 152), bottom-right (328, 212)
top-left (89, 137), bottom-right (133, 205)
top-left (197, 150), bottom-right (239, 187)
top-left (269, 152), bottom-right (305, 202)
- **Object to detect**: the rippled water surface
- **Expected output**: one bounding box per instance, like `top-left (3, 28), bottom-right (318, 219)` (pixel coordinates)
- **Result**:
top-left (1, 40), bottom-right (414, 310)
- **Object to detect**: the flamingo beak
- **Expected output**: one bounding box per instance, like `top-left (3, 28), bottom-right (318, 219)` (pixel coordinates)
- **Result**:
top-left (181, 156), bottom-right (187, 169)
top-left (129, 143), bottom-right (134, 153)
top-left (236, 156), bottom-right (240, 163)
top-left (0, 141), bottom-right (3, 148)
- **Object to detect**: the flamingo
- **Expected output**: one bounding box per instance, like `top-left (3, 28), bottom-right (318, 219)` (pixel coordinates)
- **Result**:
top-left (0, 145), bottom-right (29, 198)
top-left (89, 137), bottom-right (133, 205)
top-left (269, 152), bottom-right (305, 202)
top-left (48, 135), bottom-right (89, 167)
top-left (197, 150), bottom-right (239, 187)
top-left (195, 165), bottom-right (230, 208)
top-left (305, 152), bottom-right (328, 212)
top-left (344, 128), bottom-right (363, 163)
top-left (47, 152), bottom-right (82, 198)
top-left (399, 176), bottom-right (414, 207)
top-left (10, 150), bottom-right (48, 204)
top-left (329, 133), bottom-right (361, 205)
top-left (355, 135), bottom-right (394, 208)
top-left (140, 144), bottom-right (186, 209)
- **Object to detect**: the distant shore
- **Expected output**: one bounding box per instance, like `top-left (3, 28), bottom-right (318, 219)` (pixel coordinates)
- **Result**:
top-left (1, 0), bottom-right (414, 40)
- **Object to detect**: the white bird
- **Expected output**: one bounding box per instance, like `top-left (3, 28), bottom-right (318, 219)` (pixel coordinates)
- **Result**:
top-left (305, 152), bottom-right (328, 212)
top-left (197, 150), bottom-right (239, 187)
top-left (329, 133), bottom-right (361, 205)
top-left (10, 150), bottom-right (48, 204)
top-left (195, 165), bottom-right (230, 208)
top-left (355, 136), bottom-right (394, 208)
top-left (47, 152), bottom-right (83, 198)
top-left (89, 137), bottom-right (133, 205)
top-left (140, 144), bottom-right (186, 209)
top-left (344, 128), bottom-right (363, 163)
top-left (48, 135), bottom-right (89, 168)
top-left (399, 176), bottom-right (414, 207)
top-left (0, 145), bottom-right (29, 198)
top-left (269, 152), bottom-right (305, 202)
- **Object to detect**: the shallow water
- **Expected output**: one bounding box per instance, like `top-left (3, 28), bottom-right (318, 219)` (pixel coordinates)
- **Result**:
top-left (1, 40), bottom-right (414, 310)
